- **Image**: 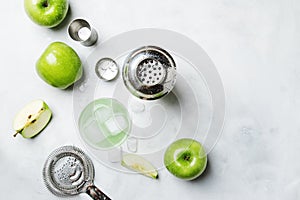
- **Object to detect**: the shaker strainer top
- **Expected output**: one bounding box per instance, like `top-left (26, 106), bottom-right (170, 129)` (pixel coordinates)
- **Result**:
top-left (43, 145), bottom-right (111, 199)
top-left (122, 46), bottom-right (176, 100)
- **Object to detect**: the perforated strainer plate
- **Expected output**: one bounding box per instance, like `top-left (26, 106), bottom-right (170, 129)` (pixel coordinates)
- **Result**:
top-left (43, 146), bottom-right (111, 199)
top-left (136, 58), bottom-right (166, 86)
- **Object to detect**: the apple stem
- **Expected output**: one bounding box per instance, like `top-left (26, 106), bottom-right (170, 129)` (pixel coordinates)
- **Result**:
top-left (184, 155), bottom-right (190, 161)
top-left (13, 132), bottom-right (19, 137)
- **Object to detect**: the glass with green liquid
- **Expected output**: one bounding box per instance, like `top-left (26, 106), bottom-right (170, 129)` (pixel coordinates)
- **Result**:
top-left (78, 98), bottom-right (131, 150)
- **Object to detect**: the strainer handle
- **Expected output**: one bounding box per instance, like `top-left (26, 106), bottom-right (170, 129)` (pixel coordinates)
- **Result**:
top-left (86, 185), bottom-right (111, 200)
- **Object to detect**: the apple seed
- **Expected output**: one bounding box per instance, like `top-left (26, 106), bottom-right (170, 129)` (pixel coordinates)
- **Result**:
top-left (42, 1), bottom-right (48, 8)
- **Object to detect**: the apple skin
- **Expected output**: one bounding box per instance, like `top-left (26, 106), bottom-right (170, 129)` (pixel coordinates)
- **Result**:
top-left (164, 138), bottom-right (207, 180)
top-left (24, 0), bottom-right (69, 28)
top-left (36, 42), bottom-right (82, 89)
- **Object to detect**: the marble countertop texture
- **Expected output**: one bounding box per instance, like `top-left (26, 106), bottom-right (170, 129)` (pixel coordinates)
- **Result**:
top-left (0, 0), bottom-right (299, 199)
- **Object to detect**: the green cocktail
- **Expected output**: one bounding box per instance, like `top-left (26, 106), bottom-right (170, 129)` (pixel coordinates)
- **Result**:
top-left (78, 98), bottom-right (131, 150)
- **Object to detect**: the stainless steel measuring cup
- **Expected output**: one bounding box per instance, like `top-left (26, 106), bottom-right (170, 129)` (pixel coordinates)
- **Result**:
top-left (68, 19), bottom-right (98, 46)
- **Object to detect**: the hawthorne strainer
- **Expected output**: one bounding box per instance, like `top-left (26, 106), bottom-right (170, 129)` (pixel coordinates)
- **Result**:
top-left (43, 145), bottom-right (111, 200)
top-left (122, 46), bottom-right (176, 100)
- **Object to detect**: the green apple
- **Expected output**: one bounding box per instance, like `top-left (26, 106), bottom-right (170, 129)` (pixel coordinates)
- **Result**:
top-left (164, 138), bottom-right (207, 180)
top-left (121, 154), bottom-right (158, 179)
top-left (36, 42), bottom-right (82, 89)
top-left (13, 100), bottom-right (52, 138)
top-left (24, 0), bottom-right (69, 28)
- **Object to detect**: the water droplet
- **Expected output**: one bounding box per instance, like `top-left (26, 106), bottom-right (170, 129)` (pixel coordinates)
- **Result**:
top-left (79, 83), bottom-right (87, 92)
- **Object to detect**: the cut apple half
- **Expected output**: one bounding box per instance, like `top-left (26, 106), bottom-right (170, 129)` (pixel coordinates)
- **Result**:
top-left (13, 99), bottom-right (52, 138)
top-left (121, 154), bottom-right (158, 179)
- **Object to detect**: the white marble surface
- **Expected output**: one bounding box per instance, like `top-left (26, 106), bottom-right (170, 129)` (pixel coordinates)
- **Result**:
top-left (1, 0), bottom-right (300, 199)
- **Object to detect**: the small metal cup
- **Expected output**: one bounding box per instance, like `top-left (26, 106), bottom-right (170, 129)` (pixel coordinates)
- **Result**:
top-left (68, 19), bottom-right (98, 46)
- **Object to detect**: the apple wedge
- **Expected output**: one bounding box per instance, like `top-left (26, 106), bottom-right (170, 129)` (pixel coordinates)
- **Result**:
top-left (13, 99), bottom-right (52, 138)
top-left (121, 154), bottom-right (158, 179)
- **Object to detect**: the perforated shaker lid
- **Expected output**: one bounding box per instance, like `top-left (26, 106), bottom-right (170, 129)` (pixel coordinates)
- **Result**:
top-left (122, 46), bottom-right (176, 100)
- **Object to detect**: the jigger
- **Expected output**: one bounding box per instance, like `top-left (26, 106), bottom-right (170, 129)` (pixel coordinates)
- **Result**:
top-left (68, 19), bottom-right (98, 46)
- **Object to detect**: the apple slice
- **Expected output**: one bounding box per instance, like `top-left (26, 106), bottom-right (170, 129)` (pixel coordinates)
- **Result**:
top-left (121, 154), bottom-right (158, 179)
top-left (13, 100), bottom-right (52, 138)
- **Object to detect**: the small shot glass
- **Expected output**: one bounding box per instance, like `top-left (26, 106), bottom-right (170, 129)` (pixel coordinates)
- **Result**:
top-left (95, 58), bottom-right (119, 81)
top-left (68, 19), bottom-right (98, 46)
top-left (126, 137), bottom-right (138, 153)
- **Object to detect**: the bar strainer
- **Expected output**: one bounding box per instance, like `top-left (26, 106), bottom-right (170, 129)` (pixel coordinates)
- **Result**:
top-left (122, 46), bottom-right (176, 100)
top-left (43, 145), bottom-right (111, 200)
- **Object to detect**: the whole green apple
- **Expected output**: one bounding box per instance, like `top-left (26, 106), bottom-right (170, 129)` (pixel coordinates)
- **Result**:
top-left (36, 42), bottom-right (82, 89)
top-left (164, 138), bottom-right (207, 180)
top-left (24, 0), bottom-right (69, 28)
